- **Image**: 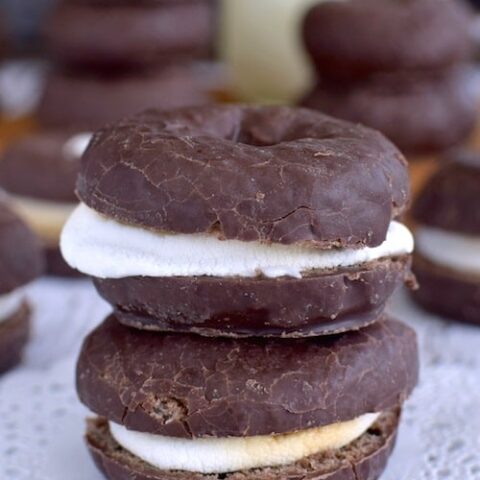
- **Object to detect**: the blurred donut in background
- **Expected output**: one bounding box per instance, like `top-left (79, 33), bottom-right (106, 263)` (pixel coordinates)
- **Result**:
top-left (301, 0), bottom-right (477, 157)
top-left (0, 130), bottom-right (90, 276)
top-left (412, 150), bottom-right (480, 326)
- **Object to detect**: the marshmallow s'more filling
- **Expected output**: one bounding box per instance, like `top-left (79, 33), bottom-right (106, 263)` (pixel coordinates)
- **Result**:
top-left (0, 290), bottom-right (24, 323)
top-left (110, 412), bottom-right (379, 474)
top-left (416, 226), bottom-right (480, 275)
top-left (61, 204), bottom-right (414, 279)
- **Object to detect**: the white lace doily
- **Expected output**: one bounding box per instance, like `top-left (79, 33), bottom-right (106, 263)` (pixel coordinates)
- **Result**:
top-left (0, 280), bottom-right (479, 480)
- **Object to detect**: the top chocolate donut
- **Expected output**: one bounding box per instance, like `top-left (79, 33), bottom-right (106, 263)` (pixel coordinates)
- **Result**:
top-left (304, 0), bottom-right (473, 79)
top-left (0, 201), bottom-right (44, 294)
top-left (413, 150), bottom-right (480, 235)
top-left (78, 105), bottom-right (409, 248)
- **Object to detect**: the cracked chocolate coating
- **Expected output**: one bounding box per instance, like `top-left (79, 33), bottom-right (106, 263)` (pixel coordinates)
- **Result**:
top-left (44, 1), bottom-right (214, 68)
top-left (76, 316), bottom-right (418, 438)
top-left (413, 150), bottom-right (480, 234)
top-left (303, 0), bottom-right (473, 79)
top-left (37, 66), bottom-right (213, 130)
top-left (301, 69), bottom-right (477, 155)
top-left (0, 201), bottom-right (44, 294)
top-left (94, 256), bottom-right (413, 338)
top-left (0, 130), bottom-right (81, 203)
top-left (413, 253), bottom-right (480, 326)
top-left (78, 105), bottom-right (409, 248)
top-left (0, 303), bottom-right (30, 375)
top-left (86, 409), bottom-right (399, 480)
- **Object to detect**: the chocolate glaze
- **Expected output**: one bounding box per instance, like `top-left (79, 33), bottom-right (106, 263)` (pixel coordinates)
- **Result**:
top-left (94, 256), bottom-right (413, 338)
top-left (44, 1), bottom-right (214, 69)
top-left (0, 130), bottom-right (81, 203)
top-left (0, 201), bottom-right (44, 294)
top-left (76, 316), bottom-right (418, 438)
top-left (78, 105), bottom-right (409, 249)
top-left (86, 409), bottom-right (400, 480)
top-left (301, 69), bottom-right (476, 155)
top-left (413, 253), bottom-right (480, 326)
top-left (37, 65), bottom-right (213, 131)
top-left (0, 303), bottom-right (30, 375)
top-left (303, 0), bottom-right (473, 80)
top-left (413, 151), bottom-right (480, 235)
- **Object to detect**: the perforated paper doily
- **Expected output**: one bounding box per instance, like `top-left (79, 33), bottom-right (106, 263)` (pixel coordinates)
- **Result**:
top-left (0, 280), bottom-right (479, 480)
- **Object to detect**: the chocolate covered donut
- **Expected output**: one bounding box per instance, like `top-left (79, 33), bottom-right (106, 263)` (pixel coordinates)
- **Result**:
top-left (301, 0), bottom-right (475, 155)
top-left (44, 0), bottom-right (215, 69)
top-left (37, 65), bottom-right (213, 131)
top-left (0, 201), bottom-right (44, 373)
top-left (61, 105), bottom-right (414, 337)
top-left (302, 68), bottom-right (477, 155)
top-left (0, 130), bottom-right (90, 276)
top-left (76, 315), bottom-right (417, 478)
top-left (78, 316), bottom-right (418, 438)
top-left (412, 150), bottom-right (480, 325)
top-left (75, 106), bottom-right (409, 247)
top-left (303, 0), bottom-right (472, 80)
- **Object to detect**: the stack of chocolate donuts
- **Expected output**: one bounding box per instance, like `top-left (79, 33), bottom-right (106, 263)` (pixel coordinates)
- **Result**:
top-left (39, 0), bottom-right (217, 130)
top-left (60, 105), bottom-right (419, 480)
top-left (0, 0), bottom-right (217, 276)
top-left (301, 0), bottom-right (476, 156)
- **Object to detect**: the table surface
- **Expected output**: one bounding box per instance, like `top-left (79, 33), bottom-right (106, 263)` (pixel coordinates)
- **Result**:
top-left (0, 278), bottom-right (479, 480)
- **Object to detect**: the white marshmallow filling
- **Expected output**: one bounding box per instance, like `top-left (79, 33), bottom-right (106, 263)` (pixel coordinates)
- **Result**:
top-left (0, 289), bottom-right (24, 324)
top-left (61, 204), bottom-right (413, 279)
top-left (416, 226), bottom-right (480, 275)
top-left (109, 412), bottom-right (380, 474)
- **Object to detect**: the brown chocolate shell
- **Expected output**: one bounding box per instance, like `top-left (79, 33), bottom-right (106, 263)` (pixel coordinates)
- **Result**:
top-left (303, 0), bottom-right (472, 79)
top-left (94, 256), bottom-right (412, 337)
top-left (78, 105), bottom-right (409, 249)
top-left (76, 316), bottom-right (418, 438)
top-left (44, 1), bottom-right (214, 68)
top-left (412, 253), bottom-right (480, 326)
top-left (413, 152), bottom-right (480, 235)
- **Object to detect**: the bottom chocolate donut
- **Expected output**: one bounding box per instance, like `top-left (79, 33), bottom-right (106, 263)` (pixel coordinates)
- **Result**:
top-left (0, 302), bottom-right (30, 374)
top-left (412, 253), bottom-right (480, 325)
top-left (86, 408), bottom-right (400, 480)
top-left (76, 316), bottom-right (417, 478)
